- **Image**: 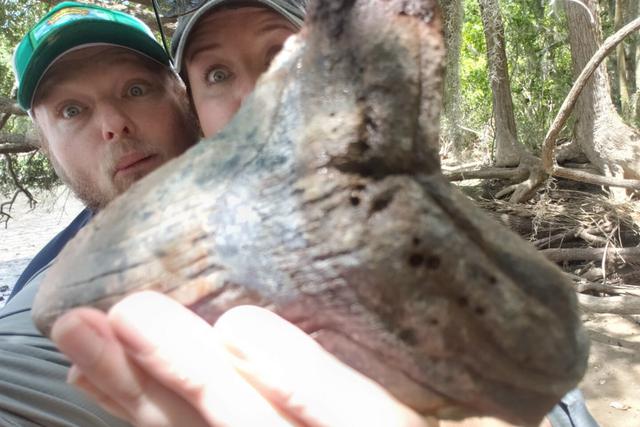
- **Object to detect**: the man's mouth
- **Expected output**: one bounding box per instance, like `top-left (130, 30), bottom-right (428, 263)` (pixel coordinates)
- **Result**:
top-left (114, 152), bottom-right (156, 176)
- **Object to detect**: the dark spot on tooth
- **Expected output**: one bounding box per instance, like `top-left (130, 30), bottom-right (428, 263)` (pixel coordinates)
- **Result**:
top-left (398, 328), bottom-right (418, 346)
top-left (355, 139), bottom-right (369, 152)
top-left (413, 237), bottom-right (421, 246)
top-left (457, 296), bottom-right (469, 307)
top-left (329, 112), bottom-right (335, 117)
top-left (429, 318), bottom-right (439, 326)
top-left (353, 184), bottom-right (366, 191)
top-left (350, 196), bottom-right (360, 206)
top-left (370, 192), bottom-right (393, 214)
top-left (475, 306), bottom-right (486, 316)
top-left (489, 275), bottom-right (497, 285)
top-left (408, 253), bottom-right (424, 267)
top-left (365, 115), bottom-right (378, 131)
top-left (424, 256), bottom-right (440, 270)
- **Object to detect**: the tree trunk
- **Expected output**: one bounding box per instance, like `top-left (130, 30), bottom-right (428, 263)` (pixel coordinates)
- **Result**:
top-left (566, 0), bottom-right (640, 195)
top-left (441, 0), bottom-right (464, 156)
top-left (632, 0), bottom-right (640, 126)
top-left (477, 0), bottom-right (521, 167)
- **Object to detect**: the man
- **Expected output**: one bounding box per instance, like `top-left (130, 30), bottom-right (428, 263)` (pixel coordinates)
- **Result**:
top-left (0, 2), bottom-right (198, 425)
top-left (169, 0), bottom-right (304, 137)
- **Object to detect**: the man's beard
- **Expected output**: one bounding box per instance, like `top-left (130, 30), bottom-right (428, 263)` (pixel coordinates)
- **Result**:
top-left (49, 139), bottom-right (157, 212)
top-left (49, 155), bottom-right (120, 213)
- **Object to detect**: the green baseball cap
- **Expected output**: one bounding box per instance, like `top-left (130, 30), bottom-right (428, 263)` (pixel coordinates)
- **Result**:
top-left (13, 1), bottom-right (170, 111)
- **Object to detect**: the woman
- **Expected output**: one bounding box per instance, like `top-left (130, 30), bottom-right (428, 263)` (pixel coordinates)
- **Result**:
top-left (171, 0), bottom-right (305, 137)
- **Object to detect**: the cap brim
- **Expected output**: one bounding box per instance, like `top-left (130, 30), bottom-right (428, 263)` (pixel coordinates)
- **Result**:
top-left (173, 0), bottom-right (303, 74)
top-left (20, 20), bottom-right (170, 110)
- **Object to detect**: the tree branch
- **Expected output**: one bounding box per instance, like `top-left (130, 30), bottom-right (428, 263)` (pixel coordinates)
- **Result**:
top-left (39, 0), bottom-right (177, 34)
top-left (0, 133), bottom-right (39, 154)
top-left (1, 154), bottom-right (37, 215)
top-left (0, 97), bottom-right (26, 116)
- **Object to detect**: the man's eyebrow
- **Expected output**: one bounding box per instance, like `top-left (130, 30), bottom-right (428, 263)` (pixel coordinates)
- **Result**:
top-left (34, 52), bottom-right (161, 103)
top-left (34, 71), bottom-right (67, 103)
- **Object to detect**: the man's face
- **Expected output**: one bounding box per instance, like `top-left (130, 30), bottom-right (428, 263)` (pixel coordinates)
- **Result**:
top-left (32, 46), bottom-right (197, 211)
top-left (185, 7), bottom-right (298, 138)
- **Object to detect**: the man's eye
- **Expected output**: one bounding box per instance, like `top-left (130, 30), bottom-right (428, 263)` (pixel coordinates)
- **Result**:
top-left (206, 68), bottom-right (230, 84)
top-left (127, 84), bottom-right (147, 97)
top-left (61, 105), bottom-right (82, 119)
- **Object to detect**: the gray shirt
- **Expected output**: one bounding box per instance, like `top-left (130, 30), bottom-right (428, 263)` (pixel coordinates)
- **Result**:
top-left (0, 266), bottom-right (130, 427)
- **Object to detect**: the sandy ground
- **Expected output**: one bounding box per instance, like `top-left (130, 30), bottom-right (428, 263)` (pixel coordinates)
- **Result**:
top-left (0, 188), bottom-right (638, 426)
top-left (0, 189), bottom-right (83, 303)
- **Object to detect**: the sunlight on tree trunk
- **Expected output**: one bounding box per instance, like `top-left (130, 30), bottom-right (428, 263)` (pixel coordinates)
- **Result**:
top-left (614, 0), bottom-right (631, 119)
top-left (477, 0), bottom-right (521, 167)
top-left (441, 0), bottom-right (464, 158)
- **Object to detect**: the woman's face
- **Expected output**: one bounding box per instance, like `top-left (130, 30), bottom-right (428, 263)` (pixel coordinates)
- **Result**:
top-left (184, 7), bottom-right (298, 138)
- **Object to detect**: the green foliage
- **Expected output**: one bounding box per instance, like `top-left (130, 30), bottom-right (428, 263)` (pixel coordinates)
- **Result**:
top-left (460, 1), bottom-right (492, 129)
top-left (502, 0), bottom-right (573, 149)
top-left (458, 0), bottom-right (574, 151)
top-left (0, 1), bottom-right (55, 196)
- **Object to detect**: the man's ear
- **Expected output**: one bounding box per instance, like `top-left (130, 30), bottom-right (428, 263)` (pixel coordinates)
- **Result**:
top-left (29, 119), bottom-right (50, 156)
top-left (27, 120), bottom-right (49, 158)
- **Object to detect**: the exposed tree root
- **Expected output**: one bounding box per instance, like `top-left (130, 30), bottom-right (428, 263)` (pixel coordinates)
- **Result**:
top-left (541, 16), bottom-right (640, 172)
top-left (444, 166), bottom-right (524, 181)
top-left (443, 18), bottom-right (640, 203)
top-left (553, 166), bottom-right (640, 191)
top-left (578, 294), bottom-right (640, 315)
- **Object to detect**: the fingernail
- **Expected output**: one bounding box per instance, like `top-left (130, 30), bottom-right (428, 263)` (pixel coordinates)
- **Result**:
top-left (52, 313), bottom-right (105, 368)
top-left (67, 365), bottom-right (82, 385)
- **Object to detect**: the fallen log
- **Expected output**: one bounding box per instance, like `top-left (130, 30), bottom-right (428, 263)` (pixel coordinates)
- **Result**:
top-left (541, 246), bottom-right (640, 263)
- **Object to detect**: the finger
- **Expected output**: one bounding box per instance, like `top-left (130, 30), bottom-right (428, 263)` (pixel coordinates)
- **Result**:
top-left (51, 308), bottom-right (209, 427)
top-left (108, 291), bottom-right (298, 427)
top-left (215, 305), bottom-right (431, 427)
top-left (68, 366), bottom-right (131, 421)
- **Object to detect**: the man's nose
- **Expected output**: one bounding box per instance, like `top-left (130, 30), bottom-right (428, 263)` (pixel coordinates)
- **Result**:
top-left (100, 102), bottom-right (135, 142)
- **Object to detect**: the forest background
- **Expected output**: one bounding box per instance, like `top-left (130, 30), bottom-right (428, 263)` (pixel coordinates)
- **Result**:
top-left (0, 0), bottom-right (639, 425)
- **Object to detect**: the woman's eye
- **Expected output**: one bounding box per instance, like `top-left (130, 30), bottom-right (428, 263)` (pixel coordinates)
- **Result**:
top-left (61, 105), bottom-right (82, 119)
top-left (127, 84), bottom-right (147, 97)
top-left (206, 68), bottom-right (230, 84)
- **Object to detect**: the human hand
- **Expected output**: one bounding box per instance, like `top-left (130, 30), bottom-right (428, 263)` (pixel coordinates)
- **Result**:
top-left (50, 291), bottom-right (436, 427)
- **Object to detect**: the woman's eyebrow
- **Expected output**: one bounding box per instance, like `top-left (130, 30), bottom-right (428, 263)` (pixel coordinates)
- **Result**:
top-left (257, 22), bottom-right (295, 35)
top-left (188, 42), bottom-right (222, 64)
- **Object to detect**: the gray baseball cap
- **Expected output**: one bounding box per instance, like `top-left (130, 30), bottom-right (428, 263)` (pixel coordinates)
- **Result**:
top-left (171, 0), bottom-right (306, 74)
